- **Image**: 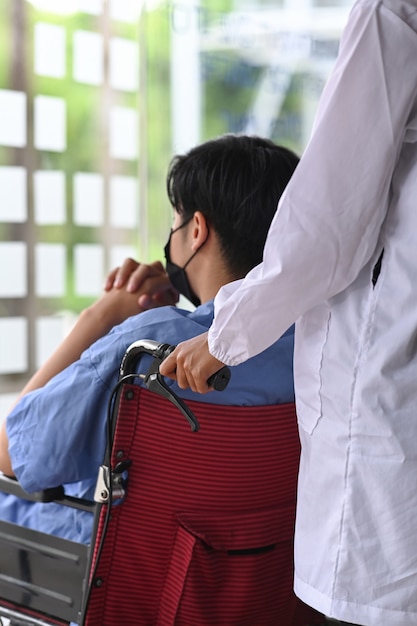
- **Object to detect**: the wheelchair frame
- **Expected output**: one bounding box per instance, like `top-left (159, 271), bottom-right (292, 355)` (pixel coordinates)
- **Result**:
top-left (0, 339), bottom-right (324, 626)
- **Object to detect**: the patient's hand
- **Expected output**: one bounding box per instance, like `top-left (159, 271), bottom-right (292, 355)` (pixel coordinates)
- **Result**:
top-left (104, 258), bottom-right (178, 310)
top-left (88, 286), bottom-right (146, 331)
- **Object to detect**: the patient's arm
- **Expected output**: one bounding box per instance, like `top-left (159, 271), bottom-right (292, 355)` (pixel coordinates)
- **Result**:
top-left (0, 273), bottom-right (168, 476)
top-left (105, 258), bottom-right (178, 310)
top-left (17, 286), bottom-right (143, 401)
top-left (10, 260), bottom-right (175, 405)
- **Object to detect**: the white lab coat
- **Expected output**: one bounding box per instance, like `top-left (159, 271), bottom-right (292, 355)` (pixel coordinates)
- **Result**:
top-left (208, 0), bottom-right (417, 624)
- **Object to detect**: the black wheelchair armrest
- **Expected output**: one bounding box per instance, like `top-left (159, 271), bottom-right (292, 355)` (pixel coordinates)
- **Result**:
top-left (0, 472), bottom-right (64, 501)
top-left (0, 472), bottom-right (95, 512)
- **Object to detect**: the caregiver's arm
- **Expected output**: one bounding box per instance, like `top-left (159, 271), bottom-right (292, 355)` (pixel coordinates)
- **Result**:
top-left (0, 286), bottom-right (142, 476)
top-left (160, 332), bottom-right (225, 394)
top-left (160, 0), bottom-right (417, 389)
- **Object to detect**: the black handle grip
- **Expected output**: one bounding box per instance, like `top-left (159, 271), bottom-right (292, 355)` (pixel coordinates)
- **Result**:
top-left (161, 344), bottom-right (231, 392)
top-left (207, 367), bottom-right (231, 391)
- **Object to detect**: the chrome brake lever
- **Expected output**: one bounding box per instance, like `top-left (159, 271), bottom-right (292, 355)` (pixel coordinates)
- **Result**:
top-left (120, 339), bottom-right (231, 433)
top-left (141, 346), bottom-right (200, 432)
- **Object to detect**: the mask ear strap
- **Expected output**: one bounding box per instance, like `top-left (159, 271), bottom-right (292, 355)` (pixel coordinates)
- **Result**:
top-left (170, 214), bottom-right (193, 234)
top-left (164, 214), bottom-right (193, 265)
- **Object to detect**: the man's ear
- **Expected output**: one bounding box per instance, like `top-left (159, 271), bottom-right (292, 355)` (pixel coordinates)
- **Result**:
top-left (190, 211), bottom-right (209, 250)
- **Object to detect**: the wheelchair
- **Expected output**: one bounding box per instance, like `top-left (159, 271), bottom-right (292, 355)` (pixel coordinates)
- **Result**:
top-left (0, 339), bottom-right (324, 626)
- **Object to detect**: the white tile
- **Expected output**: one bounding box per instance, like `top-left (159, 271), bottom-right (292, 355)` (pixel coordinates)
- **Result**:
top-left (109, 37), bottom-right (139, 92)
top-left (74, 244), bottom-right (104, 296)
top-left (110, 0), bottom-right (141, 23)
top-left (0, 242), bottom-right (27, 297)
top-left (34, 95), bottom-right (66, 152)
top-left (0, 394), bottom-right (19, 422)
top-left (110, 175), bottom-right (138, 228)
top-left (27, 0), bottom-right (79, 15)
top-left (73, 30), bottom-right (103, 86)
top-left (109, 244), bottom-right (138, 271)
top-left (77, 0), bottom-right (103, 14)
top-left (73, 172), bottom-right (104, 226)
top-left (34, 23), bottom-right (66, 78)
top-left (36, 315), bottom-right (67, 368)
top-left (35, 243), bottom-right (66, 297)
top-left (0, 317), bottom-right (28, 374)
top-left (0, 167), bottom-right (27, 223)
top-left (0, 90), bottom-right (26, 148)
top-left (109, 107), bottom-right (138, 160)
top-left (34, 170), bottom-right (66, 224)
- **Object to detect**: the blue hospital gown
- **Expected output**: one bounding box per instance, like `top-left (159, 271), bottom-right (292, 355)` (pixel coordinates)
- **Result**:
top-left (1, 300), bottom-right (294, 544)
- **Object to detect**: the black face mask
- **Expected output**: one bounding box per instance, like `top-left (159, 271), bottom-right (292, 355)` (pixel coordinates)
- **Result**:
top-left (164, 216), bottom-right (203, 308)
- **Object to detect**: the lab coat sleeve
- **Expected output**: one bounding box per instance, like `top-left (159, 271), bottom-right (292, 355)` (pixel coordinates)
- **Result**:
top-left (208, 0), bottom-right (417, 366)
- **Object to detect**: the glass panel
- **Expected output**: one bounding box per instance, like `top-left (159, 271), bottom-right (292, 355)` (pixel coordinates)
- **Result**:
top-left (35, 243), bottom-right (66, 297)
top-left (73, 172), bottom-right (104, 226)
top-left (0, 90), bottom-right (26, 147)
top-left (0, 243), bottom-right (27, 298)
top-left (36, 315), bottom-right (69, 368)
top-left (110, 244), bottom-right (138, 270)
top-left (34, 95), bottom-right (66, 151)
top-left (78, 0), bottom-right (103, 16)
top-left (109, 37), bottom-right (139, 92)
top-left (0, 318), bottom-right (28, 375)
top-left (0, 394), bottom-right (18, 423)
top-left (34, 170), bottom-right (66, 224)
top-left (109, 176), bottom-right (138, 228)
top-left (109, 106), bottom-right (139, 160)
top-left (0, 167), bottom-right (27, 222)
top-left (73, 30), bottom-right (104, 85)
top-left (74, 243), bottom-right (104, 296)
top-left (34, 22), bottom-right (66, 78)
top-left (109, 0), bottom-right (141, 23)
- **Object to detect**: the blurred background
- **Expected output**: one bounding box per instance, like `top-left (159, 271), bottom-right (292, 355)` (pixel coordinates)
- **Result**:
top-left (0, 0), bottom-right (351, 413)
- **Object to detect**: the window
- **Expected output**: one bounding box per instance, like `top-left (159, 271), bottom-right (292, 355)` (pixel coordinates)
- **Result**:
top-left (0, 0), bottom-right (350, 412)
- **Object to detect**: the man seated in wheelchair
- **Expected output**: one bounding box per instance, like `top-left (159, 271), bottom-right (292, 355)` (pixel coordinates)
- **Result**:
top-left (0, 134), bottom-right (298, 544)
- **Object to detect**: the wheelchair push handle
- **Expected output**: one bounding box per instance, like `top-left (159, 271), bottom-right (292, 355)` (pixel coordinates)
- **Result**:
top-left (208, 367), bottom-right (231, 391)
top-left (161, 344), bottom-right (231, 392)
top-left (119, 339), bottom-right (232, 432)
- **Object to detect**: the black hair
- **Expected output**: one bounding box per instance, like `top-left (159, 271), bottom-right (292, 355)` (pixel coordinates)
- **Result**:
top-left (166, 134), bottom-right (299, 278)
